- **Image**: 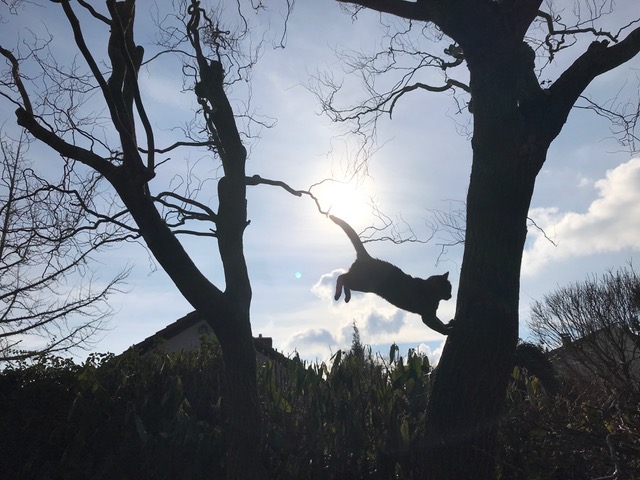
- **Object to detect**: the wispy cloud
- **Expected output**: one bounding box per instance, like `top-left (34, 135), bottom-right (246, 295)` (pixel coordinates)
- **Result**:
top-left (417, 341), bottom-right (446, 365)
top-left (524, 157), bottom-right (640, 275)
top-left (139, 74), bottom-right (195, 112)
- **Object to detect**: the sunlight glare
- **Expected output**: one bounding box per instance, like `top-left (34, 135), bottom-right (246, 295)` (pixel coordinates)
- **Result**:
top-left (315, 179), bottom-right (374, 223)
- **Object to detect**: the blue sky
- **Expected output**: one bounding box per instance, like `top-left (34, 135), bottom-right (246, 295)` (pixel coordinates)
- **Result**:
top-left (2, 1), bottom-right (639, 363)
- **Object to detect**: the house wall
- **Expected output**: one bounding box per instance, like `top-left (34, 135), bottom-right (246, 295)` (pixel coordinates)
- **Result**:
top-left (550, 325), bottom-right (640, 391)
top-left (136, 314), bottom-right (290, 389)
top-left (155, 320), bottom-right (213, 353)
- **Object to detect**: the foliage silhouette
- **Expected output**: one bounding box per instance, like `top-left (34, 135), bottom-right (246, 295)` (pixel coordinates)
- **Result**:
top-left (1, 338), bottom-right (638, 479)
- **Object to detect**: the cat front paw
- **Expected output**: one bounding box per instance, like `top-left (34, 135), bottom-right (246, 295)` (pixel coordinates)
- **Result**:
top-left (444, 318), bottom-right (456, 333)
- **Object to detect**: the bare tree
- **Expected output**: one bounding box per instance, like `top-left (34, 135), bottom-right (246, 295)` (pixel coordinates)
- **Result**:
top-left (0, 131), bottom-right (126, 362)
top-left (0, 0), bottom-right (292, 478)
top-left (319, 1), bottom-right (640, 477)
top-left (530, 266), bottom-right (640, 397)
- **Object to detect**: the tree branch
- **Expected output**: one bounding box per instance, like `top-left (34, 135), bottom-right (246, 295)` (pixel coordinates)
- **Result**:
top-left (246, 174), bottom-right (327, 214)
top-left (389, 78), bottom-right (470, 117)
top-left (336, 0), bottom-right (434, 22)
top-left (154, 191), bottom-right (218, 221)
top-left (77, 0), bottom-right (112, 25)
top-left (105, 0), bottom-right (155, 174)
top-left (537, 9), bottom-right (620, 61)
top-left (14, 108), bottom-right (118, 179)
top-left (140, 140), bottom-right (214, 154)
top-left (547, 25), bottom-right (640, 137)
top-left (187, 1), bottom-right (246, 168)
top-left (0, 46), bottom-right (33, 114)
top-left (56, 1), bottom-right (123, 138)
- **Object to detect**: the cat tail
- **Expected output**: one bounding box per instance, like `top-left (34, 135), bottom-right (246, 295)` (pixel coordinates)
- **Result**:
top-left (329, 215), bottom-right (370, 259)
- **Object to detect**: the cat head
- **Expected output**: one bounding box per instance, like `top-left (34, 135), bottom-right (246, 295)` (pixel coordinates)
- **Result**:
top-left (426, 271), bottom-right (452, 300)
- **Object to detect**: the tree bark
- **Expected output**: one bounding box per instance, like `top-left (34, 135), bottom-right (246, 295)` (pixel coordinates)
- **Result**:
top-left (422, 39), bottom-right (548, 479)
top-left (424, 146), bottom-right (540, 478)
top-left (421, 22), bottom-right (640, 476)
top-left (216, 315), bottom-right (265, 479)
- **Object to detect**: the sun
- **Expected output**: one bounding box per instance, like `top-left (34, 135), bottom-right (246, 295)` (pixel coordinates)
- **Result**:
top-left (314, 178), bottom-right (375, 224)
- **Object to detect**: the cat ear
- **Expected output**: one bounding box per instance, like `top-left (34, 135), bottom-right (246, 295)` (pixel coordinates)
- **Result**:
top-left (442, 271), bottom-right (449, 279)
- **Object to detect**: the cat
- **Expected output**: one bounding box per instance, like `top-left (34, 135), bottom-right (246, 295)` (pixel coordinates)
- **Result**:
top-left (330, 215), bottom-right (455, 335)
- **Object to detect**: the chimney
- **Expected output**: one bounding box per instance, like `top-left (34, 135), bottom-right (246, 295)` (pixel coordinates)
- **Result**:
top-left (255, 334), bottom-right (273, 349)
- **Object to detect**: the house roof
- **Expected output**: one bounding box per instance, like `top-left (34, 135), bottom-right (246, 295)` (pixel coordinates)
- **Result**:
top-left (547, 323), bottom-right (635, 358)
top-left (132, 310), bottom-right (288, 364)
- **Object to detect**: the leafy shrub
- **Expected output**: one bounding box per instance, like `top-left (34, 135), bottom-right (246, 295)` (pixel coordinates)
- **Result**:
top-left (498, 366), bottom-right (640, 480)
top-left (2, 341), bottom-right (637, 479)
top-left (260, 345), bottom-right (433, 479)
top-left (0, 345), bottom-right (227, 480)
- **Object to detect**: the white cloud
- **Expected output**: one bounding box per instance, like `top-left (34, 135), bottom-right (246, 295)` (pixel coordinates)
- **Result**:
top-left (311, 269), bottom-right (408, 335)
top-left (364, 309), bottom-right (406, 335)
top-left (311, 269), bottom-right (345, 303)
top-left (417, 341), bottom-right (446, 365)
top-left (338, 310), bottom-right (406, 345)
top-left (524, 157), bottom-right (640, 275)
top-left (296, 270), bottom-right (410, 359)
top-left (288, 328), bottom-right (337, 348)
top-left (576, 174), bottom-right (592, 188)
top-left (283, 326), bottom-right (345, 362)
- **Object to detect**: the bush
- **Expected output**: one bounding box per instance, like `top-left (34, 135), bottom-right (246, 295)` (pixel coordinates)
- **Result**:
top-left (0, 345), bottom-right (226, 480)
top-left (498, 366), bottom-right (640, 480)
top-left (260, 345), bottom-right (433, 478)
top-left (2, 341), bottom-right (637, 479)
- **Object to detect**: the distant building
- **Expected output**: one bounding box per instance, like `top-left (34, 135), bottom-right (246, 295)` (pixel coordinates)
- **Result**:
top-left (547, 324), bottom-right (640, 394)
top-left (133, 310), bottom-right (288, 367)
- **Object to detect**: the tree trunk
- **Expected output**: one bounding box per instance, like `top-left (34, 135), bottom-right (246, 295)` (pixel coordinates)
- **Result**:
top-left (424, 158), bottom-right (535, 479)
top-left (115, 180), bottom-right (266, 479)
top-left (217, 316), bottom-right (266, 479)
top-left (423, 45), bottom-right (547, 479)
